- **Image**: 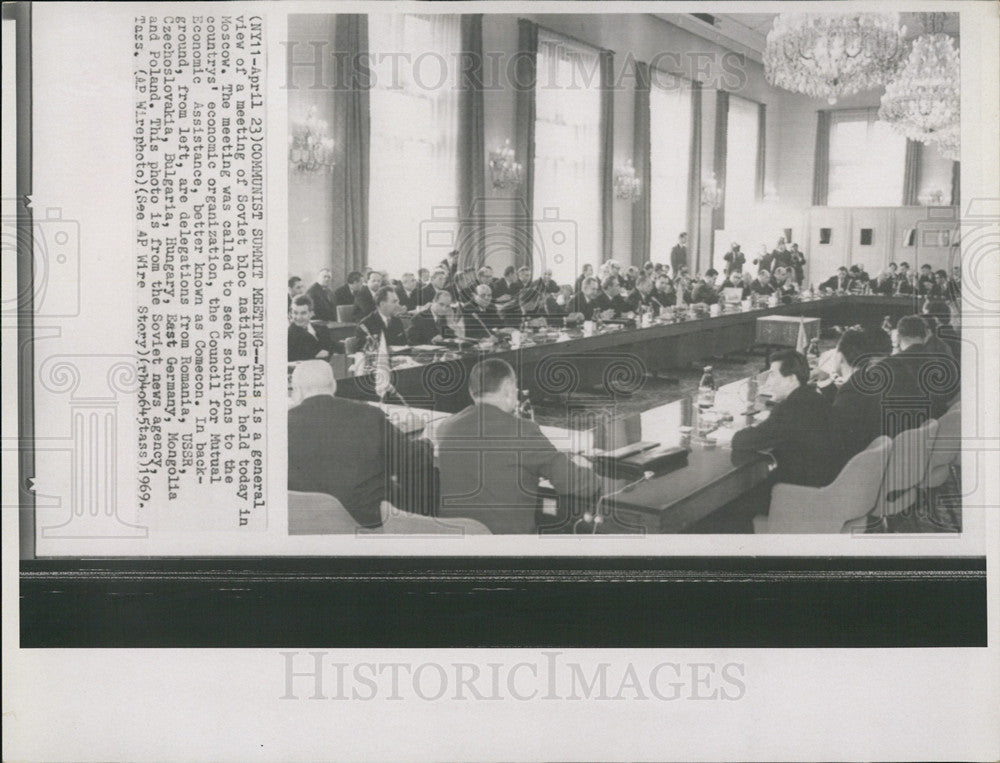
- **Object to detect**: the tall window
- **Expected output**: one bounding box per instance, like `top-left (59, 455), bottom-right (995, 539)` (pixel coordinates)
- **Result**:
top-left (649, 72), bottom-right (692, 264)
top-left (827, 108), bottom-right (907, 206)
top-left (368, 15), bottom-right (461, 273)
top-left (724, 94), bottom-right (760, 220)
top-left (533, 29), bottom-right (602, 284)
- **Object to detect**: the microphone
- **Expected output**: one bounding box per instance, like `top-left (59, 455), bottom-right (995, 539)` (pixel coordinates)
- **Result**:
top-left (470, 308), bottom-right (495, 338)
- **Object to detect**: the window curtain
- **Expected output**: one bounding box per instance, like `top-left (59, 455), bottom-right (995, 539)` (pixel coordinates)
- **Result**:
top-left (514, 19), bottom-right (537, 271)
top-left (812, 110), bottom-right (830, 206)
top-left (649, 70), bottom-right (693, 268)
top-left (458, 14), bottom-right (485, 267)
top-left (600, 49), bottom-right (614, 261)
top-left (368, 14), bottom-right (461, 273)
top-left (951, 161), bottom-right (960, 207)
top-left (827, 109), bottom-right (906, 206)
top-left (686, 81), bottom-right (703, 270)
top-left (755, 102), bottom-right (766, 200)
top-left (334, 14), bottom-right (370, 272)
top-left (902, 139), bottom-right (923, 205)
top-left (712, 90), bottom-right (729, 232)
top-left (631, 61), bottom-right (652, 267)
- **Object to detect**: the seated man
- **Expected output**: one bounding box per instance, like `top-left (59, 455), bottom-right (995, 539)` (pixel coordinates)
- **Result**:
top-left (596, 275), bottom-right (633, 317)
top-left (288, 276), bottom-right (305, 314)
top-left (895, 262), bottom-right (915, 295)
top-left (926, 269), bottom-right (952, 301)
top-left (537, 269), bottom-right (561, 294)
top-left (418, 268), bottom-right (448, 310)
top-left (306, 268), bottom-right (339, 321)
top-left (880, 314), bottom-right (958, 422)
top-left (631, 273), bottom-right (664, 313)
top-left (721, 270), bottom-right (749, 301)
top-left (772, 267), bottom-right (798, 301)
top-left (731, 350), bottom-right (843, 487)
top-left (820, 266), bottom-right (853, 294)
top-left (749, 269), bottom-right (775, 297)
top-left (870, 269), bottom-right (896, 296)
top-left (492, 265), bottom-right (521, 303)
top-left (355, 285), bottom-right (408, 347)
top-left (288, 296), bottom-right (335, 362)
top-left (433, 358), bottom-right (602, 534)
top-left (517, 282), bottom-right (551, 327)
top-left (922, 299), bottom-right (961, 364)
top-left (461, 283), bottom-right (504, 339)
top-left (332, 271), bottom-right (363, 312)
top-left (917, 264), bottom-right (936, 296)
top-left (545, 284), bottom-right (576, 320)
top-left (353, 271), bottom-right (384, 321)
top-left (288, 361), bottom-right (433, 528)
top-left (566, 276), bottom-right (612, 323)
top-left (652, 274), bottom-right (677, 308)
top-left (407, 289), bottom-right (458, 345)
top-left (395, 272), bottom-right (423, 311)
top-left (691, 269), bottom-right (720, 304)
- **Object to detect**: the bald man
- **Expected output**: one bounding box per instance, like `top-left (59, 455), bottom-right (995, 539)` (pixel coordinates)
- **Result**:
top-left (288, 361), bottom-right (435, 528)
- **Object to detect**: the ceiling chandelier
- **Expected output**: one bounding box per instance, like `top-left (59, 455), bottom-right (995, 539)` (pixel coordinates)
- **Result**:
top-left (879, 29), bottom-right (960, 161)
top-left (764, 13), bottom-right (908, 105)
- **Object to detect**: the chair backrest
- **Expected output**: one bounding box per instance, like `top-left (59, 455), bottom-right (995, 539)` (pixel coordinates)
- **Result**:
top-left (288, 490), bottom-right (374, 534)
top-left (877, 418), bottom-right (939, 518)
top-left (336, 304), bottom-right (356, 323)
top-left (924, 402), bottom-right (962, 487)
top-left (379, 502), bottom-right (492, 535)
top-left (343, 335), bottom-right (360, 355)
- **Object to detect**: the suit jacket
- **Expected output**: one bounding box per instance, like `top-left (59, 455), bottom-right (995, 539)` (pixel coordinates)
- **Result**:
top-left (670, 244), bottom-right (688, 274)
top-left (594, 291), bottom-right (632, 318)
top-left (749, 280), bottom-right (775, 296)
top-left (566, 292), bottom-right (602, 321)
top-left (306, 283), bottom-right (338, 321)
top-left (288, 322), bottom-right (334, 362)
top-left (723, 250), bottom-right (746, 274)
top-left (731, 384), bottom-right (843, 487)
top-left (287, 395), bottom-right (396, 527)
top-left (820, 274), bottom-right (853, 292)
top-left (434, 402), bottom-right (602, 534)
top-left (407, 311), bottom-right (456, 345)
top-left (895, 275), bottom-right (915, 295)
top-left (332, 284), bottom-right (354, 311)
top-left (651, 288), bottom-right (677, 308)
top-left (691, 282), bottom-right (719, 305)
top-left (353, 288), bottom-right (378, 322)
top-left (460, 301), bottom-right (503, 339)
top-left (871, 277), bottom-right (895, 296)
top-left (396, 286), bottom-right (422, 312)
top-left (830, 345), bottom-right (958, 460)
top-left (356, 311), bottom-right (408, 347)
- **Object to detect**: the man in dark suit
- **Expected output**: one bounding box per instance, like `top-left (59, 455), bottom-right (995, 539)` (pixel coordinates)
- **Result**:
top-left (461, 283), bottom-right (504, 339)
top-left (566, 277), bottom-right (611, 323)
top-left (917, 264), bottom-right (936, 296)
top-left (732, 350), bottom-right (843, 487)
top-left (432, 358), bottom-right (602, 534)
top-left (749, 269), bottom-right (775, 297)
top-left (922, 299), bottom-right (961, 364)
top-left (789, 243), bottom-right (806, 284)
top-left (288, 361), bottom-right (434, 528)
top-left (407, 290), bottom-right (458, 345)
top-left (492, 265), bottom-right (520, 304)
top-left (895, 262), bottom-right (915, 295)
top-left (691, 269), bottom-right (720, 305)
top-left (770, 238), bottom-right (793, 272)
top-left (670, 232), bottom-right (688, 277)
top-left (356, 286), bottom-right (408, 347)
top-left (332, 271), bottom-right (363, 312)
top-left (288, 276), bottom-right (305, 314)
top-left (288, 296), bottom-right (335, 362)
top-left (395, 272), bottom-right (422, 311)
top-left (418, 269), bottom-right (448, 310)
top-left (820, 266), bottom-right (853, 293)
top-left (595, 275), bottom-right (633, 317)
top-left (306, 268), bottom-right (338, 321)
top-left (631, 274), bottom-right (665, 313)
top-left (723, 242), bottom-right (746, 276)
top-left (353, 271), bottom-right (383, 321)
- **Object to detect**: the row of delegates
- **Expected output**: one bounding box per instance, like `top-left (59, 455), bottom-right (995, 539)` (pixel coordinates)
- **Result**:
top-left (719, 267), bottom-right (799, 300)
top-left (288, 361), bottom-right (434, 529)
top-left (751, 237), bottom-right (807, 284)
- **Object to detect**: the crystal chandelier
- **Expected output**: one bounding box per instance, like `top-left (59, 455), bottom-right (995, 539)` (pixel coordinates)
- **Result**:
top-left (614, 159), bottom-right (641, 202)
top-left (765, 13), bottom-right (908, 105)
top-left (879, 31), bottom-right (960, 160)
top-left (288, 106), bottom-right (335, 173)
top-left (489, 139), bottom-right (523, 190)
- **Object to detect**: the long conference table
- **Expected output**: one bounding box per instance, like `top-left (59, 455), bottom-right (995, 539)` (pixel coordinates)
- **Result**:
top-left (334, 295), bottom-right (924, 413)
top-left (323, 295), bottom-right (927, 533)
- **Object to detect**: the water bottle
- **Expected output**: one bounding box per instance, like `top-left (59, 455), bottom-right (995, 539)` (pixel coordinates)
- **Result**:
top-left (697, 366), bottom-right (716, 410)
top-left (518, 389), bottom-right (535, 421)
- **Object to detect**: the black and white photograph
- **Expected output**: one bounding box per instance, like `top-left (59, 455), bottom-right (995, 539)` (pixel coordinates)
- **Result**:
top-left (4, 2), bottom-right (998, 761)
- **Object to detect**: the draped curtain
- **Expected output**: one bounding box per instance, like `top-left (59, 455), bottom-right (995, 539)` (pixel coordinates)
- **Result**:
top-left (812, 110), bottom-right (830, 206)
top-left (334, 14), bottom-right (370, 272)
top-left (951, 161), bottom-right (960, 207)
top-left (600, 49), bottom-right (614, 261)
top-left (514, 19), bottom-right (538, 271)
top-left (649, 69), bottom-right (693, 267)
top-left (631, 61), bottom-right (652, 266)
top-left (902, 139), bottom-right (923, 205)
top-left (368, 14), bottom-right (461, 273)
top-left (686, 81), bottom-right (703, 270)
top-left (756, 103), bottom-right (767, 200)
top-left (712, 90), bottom-right (729, 232)
top-left (458, 14), bottom-right (485, 268)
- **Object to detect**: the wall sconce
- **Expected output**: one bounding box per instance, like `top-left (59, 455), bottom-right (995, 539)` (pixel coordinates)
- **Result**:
top-left (289, 106), bottom-right (335, 173)
top-left (700, 173), bottom-right (723, 209)
top-left (917, 188), bottom-right (946, 206)
top-left (489, 139), bottom-right (523, 190)
top-left (613, 159), bottom-right (641, 202)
